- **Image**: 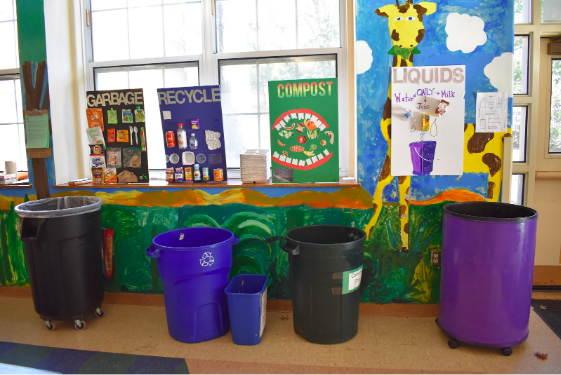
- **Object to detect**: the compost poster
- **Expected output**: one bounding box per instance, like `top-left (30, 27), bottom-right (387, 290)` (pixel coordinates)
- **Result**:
top-left (268, 78), bottom-right (339, 183)
top-left (157, 85), bottom-right (228, 182)
top-left (86, 89), bottom-right (149, 183)
top-left (390, 65), bottom-right (466, 176)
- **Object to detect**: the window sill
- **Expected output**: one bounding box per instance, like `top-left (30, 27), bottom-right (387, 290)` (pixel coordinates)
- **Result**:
top-left (0, 183), bottom-right (32, 189)
top-left (53, 178), bottom-right (359, 189)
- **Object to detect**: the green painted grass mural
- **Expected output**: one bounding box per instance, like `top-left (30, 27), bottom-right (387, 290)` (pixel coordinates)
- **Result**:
top-left (0, 194), bottom-right (448, 304)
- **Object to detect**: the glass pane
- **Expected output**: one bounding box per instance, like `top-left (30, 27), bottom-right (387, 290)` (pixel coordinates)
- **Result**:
top-left (0, 0), bottom-right (13, 22)
top-left (549, 60), bottom-right (561, 153)
top-left (0, 21), bottom-right (17, 69)
top-left (216, 0), bottom-right (257, 53)
top-left (258, 62), bottom-right (297, 112)
top-left (510, 174), bottom-right (524, 205)
top-left (91, 0), bottom-right (127, 11)
top-left (297, 59), bottom-right (336, 79)
top-left (163, 3), bottom-right (202, 57)
top-left (163, 66), bottom-right (199, 87)
top-left (130, 0), bottom-right (162, 7)
top-left (222, 114), bottom-right (259, 168)
top-left (96, 70), bottom-right (129, 90)
top-left (91, 10), bottom-right (130, 61)
top-left (513, 36), bottom-right (529, 95)
top-left (297, 0), bottom-right (340, 48)
top-left (514, 0), bottom-right (531, 24)
top-left (258, 0), bottom-right (296, 51)
top-left (512, 106), bottom-right (527, 162)
top-left (0, 124), bottom-right (25, 172)
top-left (15, 78), bottom-right (22, 122)
top-left (220, 63), bottom-right (258, 114)
top-left (543, 0), bottom-right (561, 23)
top-left (0, 79), bottom-right (17, 124)
top-left (129, 6), bottom-right (164, 59)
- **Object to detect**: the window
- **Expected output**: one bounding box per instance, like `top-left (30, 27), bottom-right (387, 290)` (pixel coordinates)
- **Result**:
top-left (514, 36), bottom-right (529, 95)
top-left (87, 0), bottom-right (347, 174)
top-left (542, 0), bottom-right (561, 23)
top-left (0, 0), bottom-right (26, 172)
top-left (511, 174), bottom-right (525, 205)
top-left (219, 55), bottom-right (336, 167)
top-left (513, 106), bottom-right (528, 162)
top-left (515, 0), bottom-right (531, 24)
top-left (549, 59), bottom-right (561, 153)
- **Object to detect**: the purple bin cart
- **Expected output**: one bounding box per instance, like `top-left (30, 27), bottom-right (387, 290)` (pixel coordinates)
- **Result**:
top-left (437, 202), bottom-right (538, 356)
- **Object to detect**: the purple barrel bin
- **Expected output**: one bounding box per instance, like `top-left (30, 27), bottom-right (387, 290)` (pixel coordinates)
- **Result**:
top-left (438, 202), bottom-right (538, 356)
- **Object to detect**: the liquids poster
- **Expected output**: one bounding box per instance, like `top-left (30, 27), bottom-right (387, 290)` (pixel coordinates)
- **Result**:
top-left (268, 78), bottom-right (339, 183)
top-left (391, 65), bottom-right (465, 176)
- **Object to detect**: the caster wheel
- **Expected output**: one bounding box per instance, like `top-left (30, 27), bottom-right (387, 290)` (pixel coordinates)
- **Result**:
top-left (448, 338), bottom-right (459, 349)
top-left (95, 308), bottom-right (105, 318)
top-left (45, 320), bottom-right (56, 331)
top-left (501, 347), bottom-right (513, 356)
top-left (74, 320), bottom-right (86, 331)
top-left (435, 318), bottom-right (439, 324)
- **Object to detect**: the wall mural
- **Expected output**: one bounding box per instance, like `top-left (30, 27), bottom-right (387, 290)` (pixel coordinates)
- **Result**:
top-left (1, 0), bottom-right (513, 305)
top-left (355, 0), bottom-right (514, 301)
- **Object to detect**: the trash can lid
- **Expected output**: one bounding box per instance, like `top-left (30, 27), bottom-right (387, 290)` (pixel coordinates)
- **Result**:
top-left (443, 202), bottom-right (537, 223)
top-left (14, 196), bottom-right (103, 218)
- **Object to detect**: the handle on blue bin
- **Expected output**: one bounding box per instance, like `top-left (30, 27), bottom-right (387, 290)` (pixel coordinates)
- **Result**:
top-left (146, 244), bottom-right (160, 258)
top-left (280, 239), bottom-right (299, 256)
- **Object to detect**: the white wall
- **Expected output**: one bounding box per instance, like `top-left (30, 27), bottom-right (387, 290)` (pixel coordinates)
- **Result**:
top-left (534, 179), bottom-right (561, 265)
top-left (44, 0), bottom-right (89, 184)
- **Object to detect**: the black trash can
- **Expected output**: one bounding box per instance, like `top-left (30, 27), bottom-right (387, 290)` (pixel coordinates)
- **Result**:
top-left (281, 225), bottom-right (366, 344)
top-left (15, 196), bottom-right (105, 331)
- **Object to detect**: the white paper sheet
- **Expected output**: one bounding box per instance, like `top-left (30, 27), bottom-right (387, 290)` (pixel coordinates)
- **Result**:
top-left (476, 92), bottom-right (507, 133)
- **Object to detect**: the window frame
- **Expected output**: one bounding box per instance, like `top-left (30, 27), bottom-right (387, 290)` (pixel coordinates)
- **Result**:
top-left (0, 71), bottom-right (27, 172)
top-left (83, 0), bottom-right (350, 178)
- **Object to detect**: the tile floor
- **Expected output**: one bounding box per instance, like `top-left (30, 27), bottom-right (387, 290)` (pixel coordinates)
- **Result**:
top-left (0, 292), bottom-right (559, 374)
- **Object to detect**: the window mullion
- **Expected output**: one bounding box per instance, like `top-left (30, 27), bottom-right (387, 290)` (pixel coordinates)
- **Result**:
top-left (201, 0), bottom-right (218, 85)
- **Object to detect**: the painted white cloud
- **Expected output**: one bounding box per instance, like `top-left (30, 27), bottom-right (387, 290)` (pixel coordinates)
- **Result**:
top-left (484, 52), bottom-right (514, 98)
top-left (445, 13), bottom-right (487, 54)
top-left (356, 40), bottom-right (373, 75)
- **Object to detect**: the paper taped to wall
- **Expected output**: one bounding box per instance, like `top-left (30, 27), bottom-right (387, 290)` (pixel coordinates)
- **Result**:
top-left (476, 92), bottom-right (508, 133)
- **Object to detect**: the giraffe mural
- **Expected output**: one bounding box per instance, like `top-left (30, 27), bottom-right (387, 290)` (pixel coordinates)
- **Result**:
top-left (364, 0), bottom-right (507, 252)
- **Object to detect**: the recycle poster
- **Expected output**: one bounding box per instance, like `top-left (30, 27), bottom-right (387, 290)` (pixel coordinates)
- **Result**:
top-left (268, 78), bottom-right (339, 183)
top-left (157, 85), bottom-right (228, 181)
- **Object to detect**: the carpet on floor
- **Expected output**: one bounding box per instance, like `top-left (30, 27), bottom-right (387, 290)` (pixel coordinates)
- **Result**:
top-left (531, 299), bottom-right (561, 340)
top-left (0, 341), bottom-right (189, 374)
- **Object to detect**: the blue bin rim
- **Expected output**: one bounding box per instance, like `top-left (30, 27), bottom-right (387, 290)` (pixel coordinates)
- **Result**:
top-left (443, 202), bottom-right (538, 223)
top-left (151, 227), bottom-right (238, 252)
top-left (225, 274), bottom-right (268, 296)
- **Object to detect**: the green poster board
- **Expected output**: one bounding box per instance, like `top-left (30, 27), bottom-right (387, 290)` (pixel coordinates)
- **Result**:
top-left (268, 78), bottom-right (339, 183)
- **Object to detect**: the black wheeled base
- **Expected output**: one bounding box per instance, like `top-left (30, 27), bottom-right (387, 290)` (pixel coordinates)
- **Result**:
top-left (435, 318), bottom-right (525, 357)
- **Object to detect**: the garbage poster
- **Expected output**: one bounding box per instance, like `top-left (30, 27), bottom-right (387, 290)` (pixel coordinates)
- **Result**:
top-left (390, 65), bottom-right (466, 176)
top-left (157, 85), bottom-right (228, 182)
top-left (86, 89), bottom-right (150, 183)
top-left (268, 78), bottom-right (339, 183)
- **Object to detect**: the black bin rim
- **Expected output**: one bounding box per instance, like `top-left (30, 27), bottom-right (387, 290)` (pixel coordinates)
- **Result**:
top-left (14, 196), bottom-right (103, 219)
top-left (443, 202), bottom-right (537, 223)
top-left (286, 224), bottom-right (366, 250)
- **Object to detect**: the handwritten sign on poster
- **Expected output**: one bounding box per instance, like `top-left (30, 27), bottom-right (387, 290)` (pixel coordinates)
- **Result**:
top-left (391, 65), bottom-right (466, 176)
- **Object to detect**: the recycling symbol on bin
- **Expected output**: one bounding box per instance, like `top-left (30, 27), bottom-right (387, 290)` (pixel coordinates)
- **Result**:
top-left (200, 252), bottom-right (215, 267)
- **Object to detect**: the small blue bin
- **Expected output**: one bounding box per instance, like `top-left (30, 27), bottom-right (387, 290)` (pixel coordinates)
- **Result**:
top-left (225, 274), bottom-right (268, 346)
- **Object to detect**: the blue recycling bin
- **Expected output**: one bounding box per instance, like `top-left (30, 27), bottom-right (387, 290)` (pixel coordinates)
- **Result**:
top-left (146, 227), bottom-right (239, 343)
top-left (225, 274), bottom-right (268, 345)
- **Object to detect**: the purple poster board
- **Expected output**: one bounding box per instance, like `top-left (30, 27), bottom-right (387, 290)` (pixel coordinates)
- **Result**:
top-left (157, 85), bottom-right (228, 182)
